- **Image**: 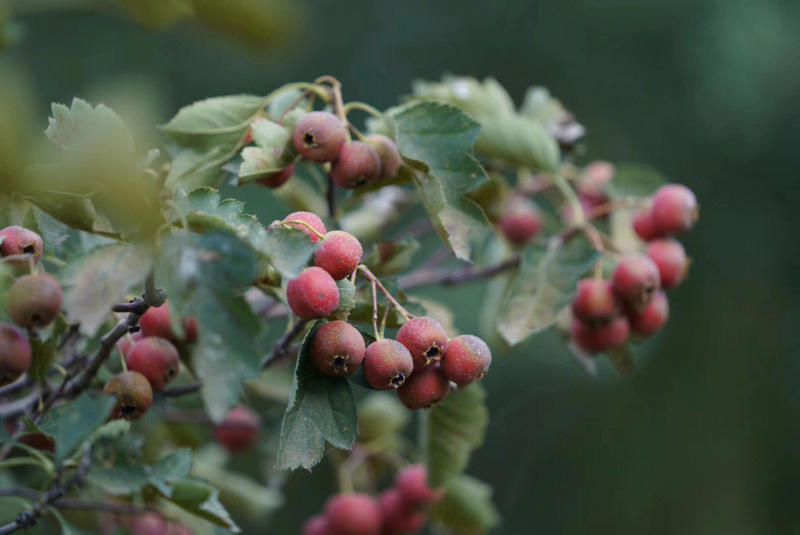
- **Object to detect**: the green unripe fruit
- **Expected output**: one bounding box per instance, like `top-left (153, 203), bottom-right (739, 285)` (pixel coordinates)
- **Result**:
top-left (8, 273), bottom-right (63, 329)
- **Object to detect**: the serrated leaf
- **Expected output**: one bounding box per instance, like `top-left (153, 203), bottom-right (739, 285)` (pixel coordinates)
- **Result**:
top-left (166, 147), bottom-right (228, 191)
top-left (262, 226), bottom-right (318, 280)
top-left (276, 321), bottom-right (358, 470)
top-left (156, 478), bottom-right (239, 532)
top-left (149, 448), bottom-right (193, 494)
top-left (45, 98), bottom-right (134, 159)
top-left (332, 278), bottom-right (356, 320)
top-left (362, 236), bottom-right (421, 277)
top-left (63, 243), bottom-right (151, 336)
top-left (37, 393), bottom-right (115, 461)
top-left (88, 464), bottom-right (149, 495)
top-left (606, 162), bottom-right (667, 200)
top-left (430, 475), bottom-right (500, 535)
top-left (498, 238), bottom-right (599, 345)
top-left (237, 118), bottom-right (294, 183)
top-left (390, 101), bottom-right (490, 261)
top-left (425, 383), bottom-right (489, 487)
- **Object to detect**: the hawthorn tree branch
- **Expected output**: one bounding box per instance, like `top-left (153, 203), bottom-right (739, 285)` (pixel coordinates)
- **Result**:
top-left (262, 320), bottom-right (307, 369)
top-left (159, 382), bottom-right (203, 398)
top-left (398, 256), bottom-right (522, 290)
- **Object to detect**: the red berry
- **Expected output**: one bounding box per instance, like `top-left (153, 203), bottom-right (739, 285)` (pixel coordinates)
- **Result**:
top-left (396, 317), bottom-right (448, 369)
top-left (363, 338), bottom-right (414, 390)
top-left (214, 405), bottom-right (260, 453)
top-left (126, 336), bottom-right (180, 391)
top-left (499, 197), bottom-right (543, 245)
top-left (379, 489), bottom-right (427, 534)
top-left (283, 211), bottom-right (327, 243)
top-left (441, 334), bottom-right (492, 386)
top-left (128, 513), bottom-right (169, 535)
top-left (646, 239), bottom-right (688, 289)
top-left (293, 111), bottom-right (347, 163)
top-left (139, 302), bottom-right (198, 344)
top-left (310, 320), bottom-right (366, 376)
top-left (0, 323), bottom-right (32, 386)
top-left (302, 515), bottom-right (330, 535)
top-left (116, 331), bottom-right (143, 359)
top-left (324, 493), bottom-right (382, 535)
top-left (651, 184), bottom-right (698, 235)
top-left (570, 316), bottom-right (630, 354)
top-left (287, 267), bottom-right (340, 320)
top-left (571, 279), bottom-right (619, 323)
top-left (397, 367), bottom-right (450, 410)
top-left (256, 163), bottom-right (295, 189)
top-left (395, 464), bottom-right (442, 507)
top-left (612, 254), bottom-right (661, 307)
top-left (364, 134), bottom-right (403, 179)
top-left (577, 160), bottom-right (615, 205)
top-left (628, 291), bottom-right (669, 336)
top-left (7, 273), bottom-right (62, 329)
top-left (0, 226), bottom-right (43, 266)
top-left (632, 207), bottom-right (660, 241)
top-left (330, 141), bottom-right (382, 189)
top-left (104, 371), bottom-right (153, 421)
top-left (314, 231), bottom-right (363, 280)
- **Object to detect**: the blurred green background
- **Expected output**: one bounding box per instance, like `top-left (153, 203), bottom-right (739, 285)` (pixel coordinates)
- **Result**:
top-left (2, 0), bottom-right (799, 533)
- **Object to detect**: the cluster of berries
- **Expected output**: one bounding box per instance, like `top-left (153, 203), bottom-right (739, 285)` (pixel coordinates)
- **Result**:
top-left (107, 512), bottom-right (194, 535)
top-left (303, 465), bottom-right (440, 535)
top-left (570, 182), bottom-right (698, 353)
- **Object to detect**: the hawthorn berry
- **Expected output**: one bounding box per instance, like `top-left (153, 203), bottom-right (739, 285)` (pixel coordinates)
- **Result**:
top-left (0, 323), bottom-right (32, 386)
top-left (256, 163), bottom-right (295, 189)
top-left (128, 513), bottom-right (169, 535)
top-left (283, 211), bottom-right (327, 243)
top-left (287, 267), bottom-right (340, 319)
top-left (364, 134), bottom-right (403, 179)
top-left (302, 515), bottom-right (330, 535)
top-left (611, 254), bottom-right (661, 308)
top-left (396, 317), bottom-right (448, 369)
top-left (314, 230), bottom-right (363, 280)
top-left (397, 366), bottom-right (450, 410)
top-left (363, 338), bottom-right (414, 390)
top-left (650, 183), bottom-right (698, 235)
top-left (139, 302), bottom-right (198, 344)
top-left (126, 336), bottom-right (180, 391)
top-left (330, 141), bottom-right (382, 189)
top-left (577, 160), bottom-right (615, 206)
top-left (379, 489), bottom-right (427, 534)
top-left (214, 405), bottom-right (261, 453)
top-left (441, 334), bottom-right (492, 386)
top-left (310, 320), bottom-right (366, 376)
top-left (0, 226), bottom-right (43, 266)
top-left (498, 196), bottom-right (543, 246)
top-left (7, 273), bottom-right (63, 329)
top-left (293, 111), bottom-right (347, 162)
top-left (628, 290), bottom-right (669, 336)
top-left (117, 331), bottom-right (143, 358)
top-left (104, 371), bottom-right (153, 420)
top-left (571, 279), bottom-right (619, 324)
top-left (646, 239), bottom-right (688, 289)
top-left (395, 464), bottom-right (442, 507)
top-left (632, 207), bottom-right (659, 241)
top-left (324, 493), bottom-right (382, 535)
top-left (570, 315), bottom-right (630, 354)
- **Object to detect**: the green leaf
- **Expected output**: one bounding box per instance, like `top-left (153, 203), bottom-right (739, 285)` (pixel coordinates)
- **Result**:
top-left (606, 162), bottom-right (667, 200)
top-left (425, 383), bottom-right (489, 487)
top-left (362, 236), bottom-right (421, 277)
top-left (45, 98), bottom-right (134, 160)
top-left (390, 101), bottom-right (490, 261)
top-left (430, 474), bottom-right (500, 535)
top-left (156, 477), bottom-right (239, 532)
top-left (331, 278), bottom-right (356, 320)
top-left (63, 243), bottom-right (151, 336)
top-left (166, 147), bottom-right (228, 191)
top-left (262, 226), bottom-right (318, 280)
top-left (498, 238), bottom-right (599, 345)
top-left (237, 118), bottom-right (295, 183)
top-left (28, 336), bottom-right (58, 383)
top-left (37, 393), bottom-right (116, 461)
top-left (276, 321), bottom-right (358, 470)
top-left (149, 448), bottom-right (194, 494)
top-left (88, 464), bottom-right (149, 495)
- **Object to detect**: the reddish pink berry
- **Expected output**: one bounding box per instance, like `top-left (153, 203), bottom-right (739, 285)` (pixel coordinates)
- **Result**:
top-left (651, 184), bottom-right (698, 235)
top-left (363, 339), bottom-right (414, 390)
top-left (310, 320), bottom-right (366, 376)
top-left (330, 141), bottom-right (382, 189)
top-left (126, 336), bottom-right (180, 391)
top-left (128, 512), bottom-right (169, 535)
top-left (324, 493), bottom-right (382, 535)
top-left (364, 134), bottom-right (403, 179)
top-left (117, 331), bottom-right (143, 359)
top-left (379, 489), bottom-right (427, 534)
top-left (302, 515), bottom-right (330, 535)
top-left (0, 226), bottom-right (43, 266)
top-left (395, 464), bottom-right (442, 507)
top-left (441, 334), bottom-right (492, 386)
top-left (287, 267), bottom-right (340, 320)
top-left (632, 207), bottom-right (660, 241)
top-left (7, 273), bottom-right (62, 329)
top-left (612, 254), bottom-right (661, 307)
top-left (314, 231), bottom-right (363, 280)
top-left (139, 302), bottom-right (198, 344)
top-left (0, 323), bottom-right (32, 386)
top-left (214, 405), bottom-right (260, 453)
top-left (256, 163), bottom-right (295, 189)
top-left (571, 279), bottom-right (619, 323)
top-left (499, 197), bottom-right (543, 245)
top-left (283, 211), bottom-right (327, 243)
top-left (571, 316), bottom-right (630, 354)
top-left (646, 239), bottom-right (688, 289)
top-left (577, 160), bottom-right (615, 205)
top-left (628, 291), bottom-right (669, 336)
top-left (396, 317), bottom-right (448, 369)
top-left (293, 111), bottom-right (347, 163)
top-left (397, 367), bottom-right (450, 410)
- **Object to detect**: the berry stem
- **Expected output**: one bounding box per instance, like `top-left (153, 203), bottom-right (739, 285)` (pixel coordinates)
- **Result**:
top-left (314, 75), bottom-right (348, 135)
top-left (358, 265), bottom-right (412, 321)
top-left (370, 278), bottom-right (381, 340)
top-left (342, 101), bottom-right (385, 121)
top-left (277, 220), bottom-right (327, 241)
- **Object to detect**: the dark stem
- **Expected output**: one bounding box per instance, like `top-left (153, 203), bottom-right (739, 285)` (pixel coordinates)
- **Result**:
top-left (159, 382), bottom-right (203, 398)
top-left (327, 174), bottom-right (337, 224)
top-left (398, 256), bottom-right (521, 290)
top-left (262, 320), bottom-right (308, 369)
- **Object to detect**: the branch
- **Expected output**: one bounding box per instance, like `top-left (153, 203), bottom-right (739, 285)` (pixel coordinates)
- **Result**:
top-left (261, 320), bottom-right (307, 369)
top-left (159, 382), bottom-right (202, 398)
top-left (398, 256), bottom-right (521, 290)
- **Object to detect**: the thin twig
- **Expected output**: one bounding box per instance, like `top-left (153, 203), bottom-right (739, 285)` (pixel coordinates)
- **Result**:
top-left (159, 382), bottom-right (203, 398)
top-left (358, 265), bottom-right (412, 321)
top-left (398, 256), bottom-right (521, 290)
top-left (261, 320), bottom-right (308, 369)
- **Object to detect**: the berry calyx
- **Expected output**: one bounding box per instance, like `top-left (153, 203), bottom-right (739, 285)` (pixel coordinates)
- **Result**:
top-left (397, 366), bottom-right (450, 410)
top-left (293, 111), bottom-right (347, 163)
top-left (139, 302), bottom-right (198, 345)
top-left (571, 279), bottom-right (619, 323)
top-left (214, 405), bottom-right (261, 453)
top-left (632, 207), bottom-right (659, 241)
top-left (441, 334), bottom-right (492, 386)
top-left (395, 464), bottom-right (442, 507)
top-left (7, 273), bottom-right (63, 329)
top-left (256, 163), bottom-right (295, 189)
top-left (0, 323), bottom-right (32, 386)
top-left (498, 196), bottom-right (543, 245)
top-left (628, 290), bottom-right (669, 336)
top-left (330, 141), bottom-right (382, 189)
top-left (126, 336), bottom-right (180, 391)
top-left (646, 239), bottom-right (688, 289)
top-left (314, 230), bottom-right (363, 280)
top-left (379, 489), bottom-right (427, 534)
top-left (363, 338), bottom-right (414, 390)
top-left (611, 254), bottom-right (661, 308)
top-left (287, 267), bottom-right (341, 320)
top-left (0, 226), bottom-right (43, 266)
top-left (302, 515), bottom-right (330, 535)
top-left (310, 320), bottom-right (366, 376)
top-left (396, 317), bottom-right (448, 369)
top-left (364, 134), bottom-right (403, 179)
top-left (104, 371), bottom-right (153, 420)
top-left (650, 183), bottom-right (698, 235)
top-left (324, 493), bottom-right (382, 535)
top-left (570, 315), bottom-right (630, 354)
top-left (282, 211), bottom-right (327, 243)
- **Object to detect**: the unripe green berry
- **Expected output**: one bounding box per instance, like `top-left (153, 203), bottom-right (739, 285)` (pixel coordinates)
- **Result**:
top-left (310, 320), bottom-right (366, 376)
top-left (7, 273), bottom-right (63, 329)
